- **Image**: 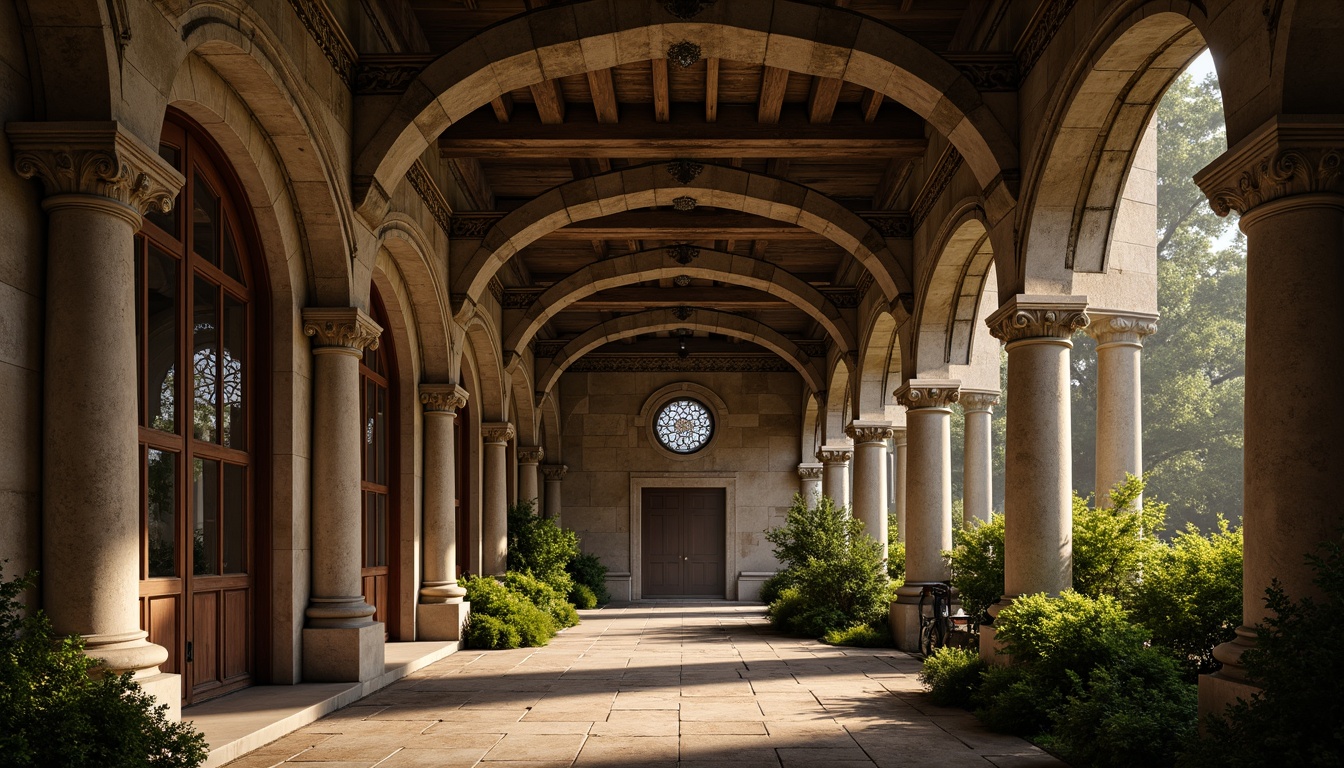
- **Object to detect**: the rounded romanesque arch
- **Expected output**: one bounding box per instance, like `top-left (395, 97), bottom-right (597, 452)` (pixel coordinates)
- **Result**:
top-left (914, 202), bottom-right (996, 373)
top-left (822, 354), bottom-right (855, 447)
top-left (854, 308), bottom-right (903, 424)
top-left (22, 0), bottom-right (117, 123)
top-left (453, 163), bottom-right (908, 311)
top-left (535, 309), bottom-right (823, 395)
top-left (502, 247), bottom-right (856, 358)
top-left (377, 215), bottom-right (452, 382)
top-left (508, 360), bottom-right (540, 447)
top-left (353, 0), bottom-right (1017, 222)
top-left (461, 313), bottom-right (507, 422)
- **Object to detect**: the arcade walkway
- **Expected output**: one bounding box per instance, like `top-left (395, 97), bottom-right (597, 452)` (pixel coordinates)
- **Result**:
top-left (221, 604), bottom-right (1062, 768)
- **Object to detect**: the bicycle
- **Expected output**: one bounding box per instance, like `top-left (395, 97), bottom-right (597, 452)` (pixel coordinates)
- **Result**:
top-left (917, 582), bottom-right (973, 656)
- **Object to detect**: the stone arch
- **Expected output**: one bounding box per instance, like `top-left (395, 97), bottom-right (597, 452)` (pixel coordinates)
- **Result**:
top-left (1016, 8), bottom-right (1208, 293)
top-left (21, 0), bottom-right (117, 122)
top-left (822, 354), bottom-right (855, 446)
top-left (169, 9), bottom-right (357, 306)
top-left (538, 391), bottom-right (562, 463)
top-left (503, 247), bottom-right (856, 358)
top-left (536, 309), bottom-right (823, 395)
top-left (376, 215), bottom-right (451, 381)
top-left (454, 164), bottom-right (908, 310)
top-left (802, 391), bottom-right (823, 460)
top-left (508, 360), bottom-right (540, 447)
top-left (915, 201), bottom-right (996, 372)
top-left (354, 0), bottom-right (1017, 220)
top-left (1278, 1), bottom-right (1344, 118)
top-left (461, 313), bottom-right (506, 422)
top-left (855, 308), bottom-right (903, 423)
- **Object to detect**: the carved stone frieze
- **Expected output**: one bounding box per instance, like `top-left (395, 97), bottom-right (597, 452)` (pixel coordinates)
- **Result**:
top-left (985, 295), bottom-right (1090, 344)
top-left (820, 289), bottom-right (860, 308)
top-left (856, 272), bottom-right (875, 298)
top-left (288, 0), bottom-right (356, 85)
top-left (450, 212), bottom-right (505, 238)
top-left (541, 465), bottom-right (568, 482)
top-left (501, 290), bottom-right (542, 310)
top-left (354, 56), bottom-right (433, 95)
top-left (959, 390), bottom-right (1001, 412)
top-left (797, 464), bottom-right (824, 480)
top-left (8, 122), bottom-right (185, 215)
top-left (672, 196), bottom-right (698, 211)
top-left (1017, 0), bottom-right (1082, 76)
top-left (517, 447), bottom-right (545, 464)
top-left (845, 422), bottom-right (896, 444)
top-left (406, 160), bottom-right (452, 236)
top-left (911, 145), bottom-right (964, 232)
top-left (863, 212), bottom-right (914, 238)
top-left (944, 54), bottom-right (1020, 92)
top-left (816, 448), bottom-right (853, 464)
top-left (302, 307), bottom-right (383, 351)
top-left (487, 278), bottom-right (505, 303)
top-left (481, 422), bottom-right (516, 444)
top-left (895, 380), bottom-right (961, 410)
top-left (567, 354), bottom-right (793, 374)
top-left (1084, 311), bottom-right (1159, 346)
top-left (419, 384), bottom-right (469, 413)
top-left (795, 340), bottom-right (827, 359)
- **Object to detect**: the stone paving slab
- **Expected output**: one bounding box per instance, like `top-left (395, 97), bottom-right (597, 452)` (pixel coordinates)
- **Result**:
top-left (221, 603), bottom-right (1065, 768)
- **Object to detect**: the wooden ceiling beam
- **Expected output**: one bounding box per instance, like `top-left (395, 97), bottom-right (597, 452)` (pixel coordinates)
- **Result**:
top-left (528, 79), bottom-right (566, 125)
top-left (758, 66), bottom-right (790, 124)
top-left (587, 68), bottom-right (619, 124)
top-left (540, 211), bottom-right (821, 241)
top-left (872, 159), bottom-right (913, 210)
top-left (705, 57), bottom-right (720, 123)
top-left (652, 58), bottom-right (670, 123)
top-left (749, 239), bottom-right (769, 259)
top-left (860, 89), bottom-right (884, 123)
top-left (490, 95), bottom-right (514, 123)
top-left (807, 76), bottom-right (844, 124)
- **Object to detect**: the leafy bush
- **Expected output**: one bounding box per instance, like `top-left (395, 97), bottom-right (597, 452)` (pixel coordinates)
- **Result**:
top-left (1180, 535), bottom-right (1344, 767)
top-left (758, 571), bottom-right (790, 606)
top-left (887, 513), bottom-right (906, 584)
top-left (568, 583), bottom-right (598, 609)
top-left (1129, 518), bottom-right (1242, 676)
top-left (919, 646), bottom-right (986, 707)
top-left (764, 495), bottom-right (889, 637)
top-left (0, 568), bottom-right (208, 768)
top-left (1072, 475), bottom-right (1167, 602)
top-left (566, 551), bottom-right (610, 605)
top-left (462, 575), bottom-right (557, 649)
top-left (946, 513), bottom-right (1005, 624)
top-left (823, 622), bottom-right (892, 648)
top-left (503, 572), bottom-right (579, 629)
top-left (507, 500), bottom-right (577, 595)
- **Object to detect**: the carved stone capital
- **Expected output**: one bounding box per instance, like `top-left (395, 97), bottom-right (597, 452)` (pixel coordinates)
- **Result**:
top-left (541, 465), bottom-right (568, 482)
top-left (481, 422), bottom-right (516, 444)
top-left (816, 447), bottom-right (853, 464)
top-left (845, 421), bottom-right (896, 444)
top-left (1195, 117), bottom-right (1344, 217)
top-left (420, 383), bottom-right (469, 413)
top-left (517, 447), bottom-right (545, 465)
top-left (895, 380), bottom-right (961, 410)
top-left (1084, 311), bottom-right (1159, 347)
top-left (302, 307), bottom-right (382, 351)
top-left (797, 463), bottom-right (824, 480)
top-left (959, 390), bottom-right (1001, 412)
top-left (7, 121), bottom-right (185, 215)
top-left (985, 295), bottom-right (1089, 344)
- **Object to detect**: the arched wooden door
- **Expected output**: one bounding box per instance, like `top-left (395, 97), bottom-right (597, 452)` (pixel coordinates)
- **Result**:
top-left (359, 289), bottom-right (398, 637)
top-left (136, 110), bottom-right (269, 704)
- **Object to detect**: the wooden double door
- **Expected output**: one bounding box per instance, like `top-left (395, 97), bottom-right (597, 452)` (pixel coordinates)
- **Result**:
top-left (641, 488), bottom-right (726, 598)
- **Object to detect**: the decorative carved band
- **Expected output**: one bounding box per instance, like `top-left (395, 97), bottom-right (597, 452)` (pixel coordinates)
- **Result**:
top-left (959, 391), bottom-right (1001, 412)
top-left (302, 307), bottom-right (382, 351)
top-left (895, 380), bottom-right (961, 410)
top-left (1194, 120), bottom-right (1344, 217)
top-left (8, 122), bottom-right (185, 215)
top-left (1084, 312), bottom-right (1159, 346)
top-left (450, 212), bottom-right (505, 238)
top-left (500, 290), bottom-right (542, 310)
top-left (797, 464), bottom-right (824, 480)
top-left (517, 447), bottom-right (545, 465)
top-left (481, 422), bottom-right (516, 444)
top-left (856, 272), bottom-right (875, 298)
top-left (541, 465), bottom-right (568, 482)
top-left (420, 384), bottom-right (469, 413)
top-left (795, 340), bottom-right (827, 359)
top-left (487, 278), bottom-right (505, 304)
top-left (1016, 0), bottom-right (1082, 76)
top-left (354, 55), bottom-right (433, 95)
top-left (845, 423), bottom-right (896, 444)
top-left (943, 54), bottom-right (1020, 92)
top-left (863, 212), bottom-right (914, 238)
top-left (567, 354), bottom-right (794, 374)
top-left (288, 0), bottom-right (356, 86)
top-left (816, 448), bottom-right (853, 464)
top-left (820, 289), bottom-right (861, 308)
top-left (985, 295), bottom-right (1090, 344)
top-left (912, 145), bottom-right (963, 232)
top-left (406, 160), bottom-right (452, 236)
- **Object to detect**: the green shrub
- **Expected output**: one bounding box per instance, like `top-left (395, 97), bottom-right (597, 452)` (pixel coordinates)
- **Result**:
top-left (461, 575), bottom-right (557, 649)
top-left (919, 646), bottom-right (987, 707)
top-left (1180, 535), bottom-right (1344, 767)
top-left (1072, 475), bottom-right (1167, 602)
top-left (766, 586), bottom-right (806, 630)
top-left (566, 551), bottom-right (610, 605)
top-left (568, 582), bottom-right (598, 609)
top-left (503, 571), bottom-right (579, 629)
top-left (887, 513), bottom-right (906, 585)
top-left (758, 571), bottom-right (791, 605)
top-left (507, 500), bottom-right (577, 595)
top-left (1129, 518), bottom-right (1243, 676)
top-left (823, 622), bottom-right (892, 648)
top-left (0, 568), bottom-right (208, 768)
top-left (946, 513), bottom-right (1005, 624)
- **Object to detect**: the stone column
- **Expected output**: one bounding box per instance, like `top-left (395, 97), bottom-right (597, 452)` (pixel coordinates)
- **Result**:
top-left (960, 391), bottom-right (1000, 526)
top-left (8, 123), bottom-right (185, 716)
top-left (893, 429), bottom-right (908, 543)
top-left (846, 422), bottom-right (896, 559)
top-left (418, 384), bottom-right (469, 641)
top-left (816, 446), bottom-right (853, 509)
top-left (542, 465), bottom-right (567, 522)
top-left (1192, 125), bottom-right (1344, 717)
top-left (481, 422), bottom-right (515, 576)
top-left (982, 296), bottom-right (1089, 655)
top-left (517, 447), bottom-right (544, 508)
top-left (890, 381), bottom-right (960, 651)
top-left (796, 463), bottom-right (824, 508)
top-left (301, 307), bottom-right (385, 681)
top-left (1085, 312), bottom-right (1158, 507)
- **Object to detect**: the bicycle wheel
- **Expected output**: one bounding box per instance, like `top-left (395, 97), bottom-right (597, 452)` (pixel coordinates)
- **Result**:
top-left (920, 622), bottom-right (936, 656)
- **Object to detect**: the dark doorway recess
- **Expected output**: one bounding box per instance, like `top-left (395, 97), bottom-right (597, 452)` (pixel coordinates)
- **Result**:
top-left (641, 488), bottom-right (726, 598)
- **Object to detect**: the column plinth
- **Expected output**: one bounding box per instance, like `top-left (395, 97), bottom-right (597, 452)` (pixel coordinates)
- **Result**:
top-left (815, 446), bottom-right (853, 509)
top-left (482, 422), bottom-right (516, 576)
top-left (960, 391), bottom-right (999, 526)
top-left (1086, 312), bottom-right (1157, 506)
top-left (796, 463), bottom-right (824, 508)
top-left (846, 422), bottom-right (895, 560)
top-left (542, 465), bottom-right (567, 522)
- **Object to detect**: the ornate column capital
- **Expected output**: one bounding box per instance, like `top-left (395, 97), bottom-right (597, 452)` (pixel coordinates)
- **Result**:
top-left (816, 447), bottom-right (853, 464)
top-left (420, 383), bottom-right (469, 413)
top-left (1194, 117), bottom-right (1344, 217)
top-left (985, 295), bottom-right (1090, 344)
top-left (517, 446), bottom-right (545, 465)
top-left (303, 307), bottom-right (383, 352)
top-left (845, 421), bottom-right (896, 444)
top-left (895, 379), bottom-right (961, 410)
top-left (481, 422), bottom-right (516, 444)
top-left (541, 464), bottom-right (568, 482)
top-left (797, 463), bottom-right (824, 480)
top-left (7, 121), bottom-right (185, 216)
top-left (1084, 310), bottom-right (1159, 347)
top-left (959, 390), bottom-right (1001, 413)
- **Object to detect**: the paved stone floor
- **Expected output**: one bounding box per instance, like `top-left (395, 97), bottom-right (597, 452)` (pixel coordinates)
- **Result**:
top-left (223, 603), bottom-right (1064, 767)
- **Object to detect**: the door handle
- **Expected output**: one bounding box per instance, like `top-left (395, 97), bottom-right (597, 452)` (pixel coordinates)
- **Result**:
top-left (683, 556), bottom-right (688, 561)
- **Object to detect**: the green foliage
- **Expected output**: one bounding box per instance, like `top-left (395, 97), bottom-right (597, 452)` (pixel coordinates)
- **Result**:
top-left (1071, 475), bottom-right (1167, 602)
top-left (1129, 518), bottom-right (1243, 675)
top-left (0, 567), bottom-right (208, 768)
top-left (568, 583), bottom-right (598, 610)
top-left (461, 575), bottom-right (557, 649)
top-left (566, 551), bottom-right (610, 605)
top-left (919, 646), bottom-right (986, 708)
top-left (946, 513), bottom-right (1005, 624)
top-left (1180, 535), bottom-right (1344, 767)
top-left (886, 513), bottom-right (906, 584)
top-left (507, 500), bottom-right (577, 595)
top-left (502, 572), bottom-right (579, 629)
top-left (822, 622), bottom-right (892, 648)
top-left (758, 572), bottom-right (789, 606)
top-left (764, 495), bottom-right (890, 637)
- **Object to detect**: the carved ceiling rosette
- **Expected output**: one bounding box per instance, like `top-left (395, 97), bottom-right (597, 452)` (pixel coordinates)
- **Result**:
top-left (985, 296), bottom-right (1090, 344)
top-left (667, 159), bottom-right (704, 183)
top-left (672, 196), bottom-right (698, 211)
top-left (517, 447), bottom-right (546, 465)
top-left (8, 122), bottom-right (185, 215)
top-left (302, 307), bottom-right (383, 351)
top-left (419, 384), bottom-right (469, 413)
top-left (895, 380), bottom-right (961, 410)
top-left (668, 243), bottom-right (700, 265)
top-left (481, 422), bottom-right (516, 444)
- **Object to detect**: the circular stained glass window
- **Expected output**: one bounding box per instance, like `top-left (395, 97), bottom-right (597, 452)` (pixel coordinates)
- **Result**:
top-left (654, 398), bottom-right (714, 454)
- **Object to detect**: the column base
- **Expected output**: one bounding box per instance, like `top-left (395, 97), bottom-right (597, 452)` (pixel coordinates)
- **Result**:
top-left (418, 601), bottom-right (470, 641)
top-left (135, 672), bottom-right (182, 721)
top-left (302, 623), bottom-right (384, 682)
top-left (890, 596), bottom-right (922, 652)
top-left (978, 623), bottom-right (1014, 666)
top-left (1198, 670), bottom-right (1262, 726)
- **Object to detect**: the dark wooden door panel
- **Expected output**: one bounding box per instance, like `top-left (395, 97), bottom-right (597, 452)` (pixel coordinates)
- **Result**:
top-left (191, 591), bottom-right (218, 691)
top-left (683, 490), bottom-right (726, 596)
top-left (223, 588), bottom-right (250, 681)
top-left (641, 488), bottom-right (726, 598)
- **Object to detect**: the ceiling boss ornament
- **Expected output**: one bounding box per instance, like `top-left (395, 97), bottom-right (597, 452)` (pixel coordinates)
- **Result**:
top-left (667, 159), bottom-right (704, 184)
top-left (668, 243), bottom-right (700, 264)
top-left (672, 196), bottom-right (698, 211)
top-left (667, 41), bottom-right (702, 69)
top-left (663, 0), bottom-right (716, 20)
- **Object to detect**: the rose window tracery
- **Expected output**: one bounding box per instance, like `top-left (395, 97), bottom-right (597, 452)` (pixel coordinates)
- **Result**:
top-left (654, 398), bottom-right (714, 454)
